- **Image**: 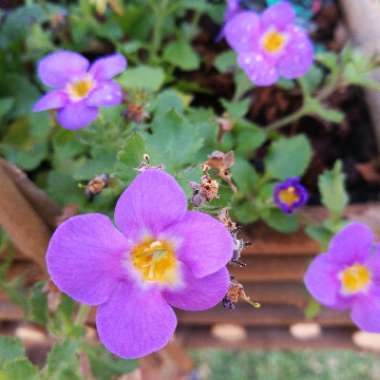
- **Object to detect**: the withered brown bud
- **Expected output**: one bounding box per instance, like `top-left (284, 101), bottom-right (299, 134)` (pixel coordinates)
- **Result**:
top-left (123, 103), bottom-right (149, 124)
top-left (203, 151), bottom-right (237, 193)
top-left (85, 174), bottom-right (110, 200)
top-left (218, 208), bottom-right (238, 232)
top-left (190, 175), bottom-right (220, 207)
top-left (223, 278), bottom-right (260, 310)
top-left (217, 117), bottom-right (234, 144)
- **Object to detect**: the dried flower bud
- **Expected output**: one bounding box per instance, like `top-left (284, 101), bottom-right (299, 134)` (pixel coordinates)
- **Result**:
top-left (218, 208), bottom-right (238, 232)
top-left (123, 103), bottom-right (149, 124)
top-left (190, 175), bottom-right (220, 207)
top-left (136, 154), bottom-right (165, 173)
top-left (223, 278), bottom-right (260, 310)
top-left (85, 174), bottom-right (110, 200)
top-left (43, 281), bottom-right (61, 313)
top-left (217, 116), bottom-right (234, 144)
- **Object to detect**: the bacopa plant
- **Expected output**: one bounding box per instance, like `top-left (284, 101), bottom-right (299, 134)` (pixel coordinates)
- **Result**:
top-left (1, 0), bottom-right (380, 377)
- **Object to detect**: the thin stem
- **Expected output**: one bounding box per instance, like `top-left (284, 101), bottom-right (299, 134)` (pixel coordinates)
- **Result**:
top-left (150, 0), bottom-right (169, 61)
top-left (265, 106), bottom-right (308, 133)
top-left (75, 304), bottom-right (90, 326)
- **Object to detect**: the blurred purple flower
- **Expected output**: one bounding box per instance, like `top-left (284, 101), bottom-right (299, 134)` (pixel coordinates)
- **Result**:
top-left (305, 223), bottom-right (380, 332)
top-left (224, 1), bottom-right (314, 86)
top-left (47, 169), bottom-right (233, 358)
top-left (33, 51), bottom-right (126, 130)
top-left (273, 177), bottom-right (308, 214)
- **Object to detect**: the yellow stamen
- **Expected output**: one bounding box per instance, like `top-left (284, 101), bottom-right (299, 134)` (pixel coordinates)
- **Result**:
top-left (340, 264), bottom-right (371, 295)
top-left (278, 186), bottom-right (300, 207)
top-left (131, 239), bottom-right (178, 284)
top-left (262, 29), bottom-right (287, 54)
top-left (67, 75), bottom-right (95, 101)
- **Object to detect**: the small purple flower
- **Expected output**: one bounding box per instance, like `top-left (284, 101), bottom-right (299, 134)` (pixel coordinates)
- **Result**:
top-left (47, 169), bottom-right (233, 358)
top-left (224, 1), bottom-right (314, 86)
top-left (305, 223), bottom-right (380, 332)
top-left (33, 51), bottom-right (127, 130)
top-left (273, 177), bottom-right (308, 214)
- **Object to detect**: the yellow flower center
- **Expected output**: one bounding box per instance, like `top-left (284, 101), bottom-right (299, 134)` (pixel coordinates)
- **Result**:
top-left (131, 239), bottom-right (178, 284)
top-left (340, 264), bottom-right (372, 295)
top-left (262, 29), bottom-right (287, 54)
top-left (67, 75), bottom-right (95, 101)
top-left (278, 186), bottom-right (300, 207)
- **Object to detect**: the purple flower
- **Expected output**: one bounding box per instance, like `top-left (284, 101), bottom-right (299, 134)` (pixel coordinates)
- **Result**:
top-left (47, 169), bottom-right (233, 358)
top-left (33, 51), bottom-right (127, 130)
top-left (224, 1), bottom-right (314, 86)
top-left (305, 223), bottom-right (380, 332)
top-left (273, 177), bottom-right (308, 214)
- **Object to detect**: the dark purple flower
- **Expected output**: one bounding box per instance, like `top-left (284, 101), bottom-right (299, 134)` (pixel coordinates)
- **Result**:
top-left (47, 169), bottom-right (233, 358)
top-left (305, 223), bottom-right (380, 332)
top-left (273, 177), bottom-right (308, 214)
top-left (33, 51), bottom-right (127, 130)
top-left (224, 1), bottom-right (314, 86)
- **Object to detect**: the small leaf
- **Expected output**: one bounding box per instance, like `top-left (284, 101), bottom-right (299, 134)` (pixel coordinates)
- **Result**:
top-left (261, 208), bottom-right (299, 233)
top-left (220, 98), bottom-right (251, 120)
top-left (231, 158), bottom-right (259, 194)
top-left (1, 358), bottom-right (38, 380)
top-left (306, 98), bottom-right (344, 124)
top-left (0, 336), bottom-right (25, 367)
top-left (265, 135), bottom-right (312, 180)
top-left (28, 281), bottom-right (48, 326)
top-left (163, 39), bottom-right (200, 71)
top-left (214, 51), bottom-right (236, 73)
top-left (118, 65), bottom-right (165, 92)
top-left (304, 298), bottom-right (321, 319)
top-left (46, 340), bottom-right (80, 378)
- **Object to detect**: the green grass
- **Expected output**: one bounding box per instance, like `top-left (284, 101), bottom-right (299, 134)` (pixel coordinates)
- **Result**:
top-left (192, 350), bottom-right (380, 380)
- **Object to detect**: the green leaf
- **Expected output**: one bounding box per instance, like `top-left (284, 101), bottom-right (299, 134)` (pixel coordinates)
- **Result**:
top-left (304, 298), bottom-right (321, 319)
top-left (46, 340), bottom-right (80, 379)
top-left (1, 358), bottom-right (38, 380)
top-left (265, 135), bottom-right (312, 180)
top-left (0, 98), bottom-right (14, 120)
top-left (163, 39), bottom-right (200, 71)
top-left (118, 65), bottom-right (165, 92)
top-left (233, 70), bottom-right (253, 100)
top-left (306, 98), bottom-right (344, 124)
top-left (115, 133), bottom-right (146, 182)
top-left (261, 208), bottom-right (299, 233)
top-left (305, 225), bottom-right (332, 250)
top-left (0, 336), bottom-right (25, 367)
top-left (28, 281), bottom-right (48, 326)
top-left (220, 98), bottom-right (251, 120)
top-left (235, 125), bottom-right (267, 157)
top-left (214, 51), bottom-right (236, 73)
top-left (318, 160), bottom-right (349, 216)
top-left (232, 201), bottom-right (259, 224)
top-left (231, 158), bottom-right (259, 195)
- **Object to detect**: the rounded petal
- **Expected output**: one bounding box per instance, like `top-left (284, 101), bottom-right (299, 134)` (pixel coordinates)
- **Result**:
top-left (33, 91), bottom-right (68, 112)
top-left (89, 53), bottom-right (127, 81)
top-left (164, 211), bottom-right (233, 278)
top-left (57, 102), bottom-right (98, 130)
top-left (47, 214), bottom-right (129, 305)
top-left (304, 253), bottom-right (344, 307)
top-left (351, 297), bottom-right (380, 332)
top-left (37, 51), bottom-right (89, 88)
top-left (114, 169), bottom-right (187, 239)
top-left (86, 81), bottom-right (123, 107)
top-left (328, 223), bottom-right (374, 264)
top-left (261, 1), bottom-right (295, 30)
top-left (238, 52), bottom-right (278, 86)
top-left (224, 12), bottom-right (260, 52)
top-left (277, 25), bottom-right (314, 79)
top-left (163, 266), bottom-right (229, 311)
top-left (96, 282), bottom-right (177, 359)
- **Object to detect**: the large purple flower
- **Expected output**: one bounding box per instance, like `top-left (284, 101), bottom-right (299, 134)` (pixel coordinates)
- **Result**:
top-left (33, 51), bottom-right (127, 130)
top-left (273, 177), bottom-right (308, 214)
top-left (47, 169), bottom-right (233, 358)
top-left (224, 1), bottom-right (314, 86)
top-left (305, 223), bottom-right (380, 332)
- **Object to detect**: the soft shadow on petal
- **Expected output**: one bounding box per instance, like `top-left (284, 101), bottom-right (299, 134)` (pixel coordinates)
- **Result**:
top-left (261, 1), bottom-right (295, 30)
top-left (37, 51), bottom-right (89, 88)
top-left (86, 81), bottom-right (123, 107)
top-left (164, 211), bottom-right (233, 278)
top-left (163, 266), bottom-right (229, 311)
top-left (351, 297), bottom-right (380, 332)
top-left (224, 12), bottom-right (260, 52)
top-left (57, 102), bottom-right (98, 130)
top-left (304, 253), bottom-right (343, 307)
top-left (33, 91), bottom-right (68, 112)
top-left (114, 169), bottom-right (187, 239)
top-left (47, 214), bottom-right (128, 305)
top-left (96, 281), bottom-right (177, 359)
top-left (89, 53), bottom-right (127, 81)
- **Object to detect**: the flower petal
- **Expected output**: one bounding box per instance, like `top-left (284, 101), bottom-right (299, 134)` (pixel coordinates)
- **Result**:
top-left (33, 91), bottom-right (68, 112)
top-left (224, 12), bottom-right (260, 52)
top-left (238, 52), bottom-right (278, 86)
top-left (89, 53), bottom-right (127, 81)
top-left (57, 102), bottom-right (98, 130)
top-left (304, 253), bottom-right (344, 307)
top-left (37, 51), bottom-right (89, 88)
top-left (114, 169), bottom-right (187, 239)
top-left (328, 223), bottom-right (374, 264)
top-left (86, 81), bottom-right (123, 107)
top-left (261, 1), bottom-right (295, 30)
top-left (47, 214), bottom-right (128, 305)
top-left (351, 296), bottom-right (380, 332)
top-left (164, 211), bottom-right (233, 278)
top-left (163, 266), bottom-right (229, 311)
top-left (96, 282), bottom-right (177, 359)
top-left (277, 25), bottom-right (314, 79)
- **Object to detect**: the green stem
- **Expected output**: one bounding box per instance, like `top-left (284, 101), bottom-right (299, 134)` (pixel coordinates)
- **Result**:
top-left (150, 0), bottom-right (169, 61)
top-left (265, 106), bottom-right (308, 133)
top-left (75, 304), bottom-right (90, 326)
